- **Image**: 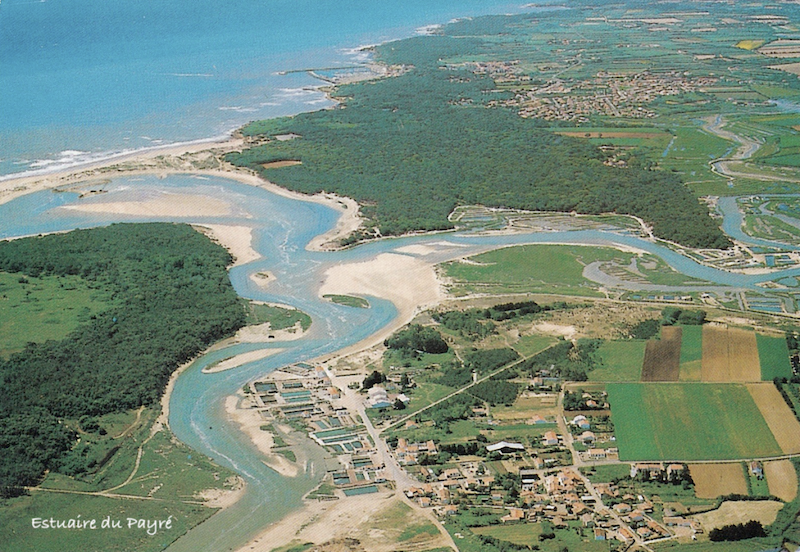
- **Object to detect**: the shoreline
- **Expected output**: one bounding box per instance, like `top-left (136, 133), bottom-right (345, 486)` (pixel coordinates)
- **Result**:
top-left (0, 141), bottom-right (363, 252)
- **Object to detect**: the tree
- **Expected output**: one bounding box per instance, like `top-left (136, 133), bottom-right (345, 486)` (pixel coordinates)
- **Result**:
top-left (362, 370), bottom-right (385, 390)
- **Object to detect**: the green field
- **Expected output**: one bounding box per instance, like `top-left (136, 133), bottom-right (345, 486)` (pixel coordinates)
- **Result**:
top-left (590, 341), bottom-right (646, 382)
top-left (679, 325), bottom-right (704, 381)
top-left (756, 334), bottom-right (793, 381)
top-left (443, 244), bottom-right (633, 297)
top-left (322, 294), bottom-right (370, 309)
top-left (471, 524), bottom-right (608, 552)
top-left (245, 302), bottom-right (312, 330)
top-left (608, 383), bottom-right (782, 461)
top-left (511, 334), bottom-right (557, 357)
top-left (0, 272), bottom-right (114, 357)
top-left (0, 491), bottom-right (216, 552)
top-left (404, 382), bottom-right (456, 414)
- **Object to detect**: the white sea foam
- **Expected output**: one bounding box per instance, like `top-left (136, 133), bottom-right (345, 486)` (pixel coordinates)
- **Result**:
top-left (218, 106), bottom-right (258, 113)
top-left (415, 24), bottom-right (442, 35)
top-left (0, 133), bottom-right (233, 183)
top-left (164, 73), bottom-right (214, 78)
top-left (277, 87), bottom-right (323, 98)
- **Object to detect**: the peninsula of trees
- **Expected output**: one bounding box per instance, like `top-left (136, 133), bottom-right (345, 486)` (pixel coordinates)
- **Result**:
top-left (228, 14), bottom-right (730, 249)
top-left (0, 223), bottom-right (246, 496)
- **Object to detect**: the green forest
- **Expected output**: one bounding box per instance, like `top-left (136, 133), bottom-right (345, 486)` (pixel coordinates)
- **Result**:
top-left (0, 223), bottom-right (246, 496)
top-left (228, 15), bottom-right (730, 249)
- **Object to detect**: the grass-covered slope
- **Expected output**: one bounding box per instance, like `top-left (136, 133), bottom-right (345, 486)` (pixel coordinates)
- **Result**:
top-left (229, 16), bottom-right (730, 249)
top-left (0, 223), bottom-right (246, 495)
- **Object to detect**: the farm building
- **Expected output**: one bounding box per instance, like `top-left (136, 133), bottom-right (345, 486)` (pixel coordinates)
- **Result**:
top-left (487, 441), bottom-right (526, 454)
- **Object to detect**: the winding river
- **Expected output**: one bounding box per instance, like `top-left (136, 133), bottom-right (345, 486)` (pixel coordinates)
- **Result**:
top-left (4, 173), bottom-right (800, 550)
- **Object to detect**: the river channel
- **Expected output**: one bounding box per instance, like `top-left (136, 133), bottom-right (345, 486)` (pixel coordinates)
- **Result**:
top-left (2, 173), bottom-right (800, 550)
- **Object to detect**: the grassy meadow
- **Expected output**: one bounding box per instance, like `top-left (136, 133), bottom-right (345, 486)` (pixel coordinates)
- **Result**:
top-left (443, 244), bottom-right (632, 297)
top-left (0, 272), bottom-right (114, 357)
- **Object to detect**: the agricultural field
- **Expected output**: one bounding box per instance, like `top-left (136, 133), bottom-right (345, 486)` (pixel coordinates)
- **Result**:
top-left (756, 334), bottom-right (793, 380)
top-left (679, 325), bottom-right (704, 381)
top-left (746, 383), bottom-right (800, 454)
top-left (764, 460), bottom-right (799, 502)
top-left (490, 393), bottom-right (559, 422)
top-left (589, 340), bottom-right (646, 382)
top-left (608, 383), bottom-right (782, 461)
top-left (701, 326), bottom-right (761, 382)
top-left (0, 272), bottom-right (114, 358)
top-left (694, 501), bottom-right (784, 532)
top-left (470, 523), bottom-right (608, 552)
top-left (510, 334), bottom-right (557, 357)
top-left (688, 463), bottom-right (748, 499)
top-left (641, 326), bottom-right (682, 382)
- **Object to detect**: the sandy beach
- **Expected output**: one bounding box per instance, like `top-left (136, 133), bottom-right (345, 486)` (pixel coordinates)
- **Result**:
top-left (316, 252), bottom-right (443, 362)
top-left (194, 224), bottom-right (261, 267)
top-left (234, 491), bottom-right (455, 552)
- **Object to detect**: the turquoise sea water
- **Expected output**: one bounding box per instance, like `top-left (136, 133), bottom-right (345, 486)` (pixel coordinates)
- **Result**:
top-left (0, 0), bottom-right (527, 177)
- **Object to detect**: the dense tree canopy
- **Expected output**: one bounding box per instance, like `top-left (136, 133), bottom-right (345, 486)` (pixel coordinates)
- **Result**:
top-left (0, 223), bottom-right (246, 495)
top-left (229, 23), bottom-right (729, 249)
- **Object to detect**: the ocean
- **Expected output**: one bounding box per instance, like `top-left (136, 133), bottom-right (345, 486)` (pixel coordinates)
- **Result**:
top-left (0, 0), bottom-right (527, 178)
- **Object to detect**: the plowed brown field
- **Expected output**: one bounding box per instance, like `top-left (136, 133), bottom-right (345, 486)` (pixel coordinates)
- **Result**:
top-left (641, 326), bottom-right (681, 381)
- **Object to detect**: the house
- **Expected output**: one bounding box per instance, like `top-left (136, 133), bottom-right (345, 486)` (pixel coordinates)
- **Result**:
top-left (630, 462), bottom-right (663, 479)
top-left (588, 448), bottom-right (606, 459)
top-left (572, 415), bottom-right (591, 429)
top-left (579, 431), bottom-right (596, 444)
top-left (594, 528), bottom-right (606, 541)
top-left (501, 508), bottom-right (525, 523)
top-left (749, 461), bottom-right (764, 479)
top-left (487, 441), bottom-right (525, 454)
top-left (542, 431), bottom-right (559, 446)
top-left (530, 414), bottom-right (549, 425)
top-left (612, 503), bottom-right (631, 514)
top-left (368, 386), bottom-right (391, 408)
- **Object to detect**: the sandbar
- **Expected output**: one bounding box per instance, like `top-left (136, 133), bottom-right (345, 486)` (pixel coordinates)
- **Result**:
top-left (194, 224), bottom-right (260, 267)
top-left (0, 137), bottom-right (363, 251)
top-left (202, 348), bottom-right (283, 374)
top-left (317, 252), bottom-right (442, 359)
top-left (59, 193), bottom-right (233, 218)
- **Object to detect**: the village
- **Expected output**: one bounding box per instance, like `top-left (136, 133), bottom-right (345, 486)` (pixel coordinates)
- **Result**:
top-left (244, 360), bottom-right (712, 550)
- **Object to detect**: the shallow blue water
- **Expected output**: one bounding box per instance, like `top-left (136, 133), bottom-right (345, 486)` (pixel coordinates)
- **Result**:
top-left (0, 0), bottom-right (529, 176)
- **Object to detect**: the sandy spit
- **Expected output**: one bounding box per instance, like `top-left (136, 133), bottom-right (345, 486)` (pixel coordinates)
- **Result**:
top-left (202, 348), bottom-right (284, 374)
top-left (224, 395), bottom-right (299, 478)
